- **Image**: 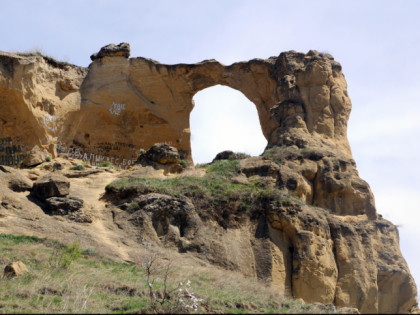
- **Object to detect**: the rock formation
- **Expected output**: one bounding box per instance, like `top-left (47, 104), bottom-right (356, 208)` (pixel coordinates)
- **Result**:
top-left (0, 44), bottom-right (349, 168)
top-left (0, 43), bottom-right (418, 313)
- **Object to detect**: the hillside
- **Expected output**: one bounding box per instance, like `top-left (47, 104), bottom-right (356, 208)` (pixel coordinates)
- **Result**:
top-left (0, 43), bottom-right (418, 313)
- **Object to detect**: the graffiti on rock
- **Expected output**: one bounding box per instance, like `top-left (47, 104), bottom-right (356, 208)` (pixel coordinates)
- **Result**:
top-left (43, 114), bottom-right (60, 132)
top-left (57, 141), bottom-right (137, 170)
top-left (109, 102), bottom-right (125, 115)
top-left (0, 137), bottom-right (27, 166)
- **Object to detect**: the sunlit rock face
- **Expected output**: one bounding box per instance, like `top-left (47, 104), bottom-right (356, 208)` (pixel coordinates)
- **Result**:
top-left (0, 44), bottom-right (372, 216)
top-left (0, 44), bottom-right (418, 313)
top-left (0, 44), bottom-right (351, 168)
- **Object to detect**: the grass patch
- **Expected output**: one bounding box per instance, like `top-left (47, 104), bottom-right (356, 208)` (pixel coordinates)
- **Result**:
top-left (15, 49), bottom-right (75, 69)
top-left (0, 233), bottom-right (329, 314)
top-left (98, 160), bottom-right (118, 170)
top-left (105, 159), bottom-right (297, 227)
top-left (262, 145), bottom-right (324, 164)
top-left (70, 163), bottom-right (85, 170)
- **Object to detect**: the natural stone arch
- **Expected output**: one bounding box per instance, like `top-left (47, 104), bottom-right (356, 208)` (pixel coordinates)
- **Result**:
top-left (190, 85), bottom-right (267, 163)
top-left (0, 45), bottom-right (354, 168)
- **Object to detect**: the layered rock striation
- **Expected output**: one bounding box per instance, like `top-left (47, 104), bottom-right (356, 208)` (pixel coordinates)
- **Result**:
top-left (0, 43), bottom-right (417, 313)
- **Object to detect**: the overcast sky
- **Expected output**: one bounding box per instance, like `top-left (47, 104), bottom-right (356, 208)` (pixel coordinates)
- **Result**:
top-left (1, 0), bottom-right (419, 300)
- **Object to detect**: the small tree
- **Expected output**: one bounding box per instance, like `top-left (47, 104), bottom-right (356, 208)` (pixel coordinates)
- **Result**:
top-left (140, 254), bottom-right (201, 313)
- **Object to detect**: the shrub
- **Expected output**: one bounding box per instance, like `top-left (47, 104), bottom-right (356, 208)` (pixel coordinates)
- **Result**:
top-left (49, 241), bottom-right (82, 269)
top-left (70, 163), bottom-right (85, 170)
top-left (141, 254), bottom-right (202, 313)
top-left (180, 160), bottom-right (187, 168)
top-left (45, 156), bottom-right (51, 162)
top-left (127, 201), bottom-right (140, 212)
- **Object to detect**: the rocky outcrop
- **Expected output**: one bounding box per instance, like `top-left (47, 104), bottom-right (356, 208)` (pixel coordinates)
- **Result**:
top-left (0, 45), bottom-right (350, 170)
top-left (136, 143), bottom-right (183, 174)
top-left (32, 174), bottom-right (70, 200)
top-left (46, 196), bottom-right (84, 215)
top-left (22, 145), bottom-right (50, 167)
top-left (90, 42), bottom-right (130, 61)
top-left (0, 165), bottom-right (33, 192)
top-left (109, 186), bottom-right (417, 314)
top-left (138, 143), bottom-right (181, 165)
top-left (0, 44), bottom-right (417, 313)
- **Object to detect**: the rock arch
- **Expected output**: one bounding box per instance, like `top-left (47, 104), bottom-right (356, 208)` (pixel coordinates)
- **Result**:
top-left (0, 44), bottom-right (352, 168)
top-left (190, 85), bottom-right (267, 163)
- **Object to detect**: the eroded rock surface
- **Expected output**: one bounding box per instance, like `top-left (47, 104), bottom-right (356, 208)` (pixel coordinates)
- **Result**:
top-left (107, 179), bottom-right (417, 313)
top-left (0, 45), bottom-right (351, 169)
top-left (0, 44), bottom-right (417, 313)
top-left (32, 174), bottom-right (70, 200)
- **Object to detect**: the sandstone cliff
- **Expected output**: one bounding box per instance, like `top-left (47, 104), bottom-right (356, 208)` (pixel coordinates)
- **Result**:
top-left (0, 43), bottom-right (417, 313)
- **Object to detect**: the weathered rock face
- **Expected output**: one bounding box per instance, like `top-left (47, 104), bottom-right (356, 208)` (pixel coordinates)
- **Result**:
top-left (0, 165), bottom-right (33, 192)
top-left (0, 45), bottom-right (371, 214)
top-left (46, 196), bottom-right (84, 215)
top-left (109, 186), bottom-right (417, 314)
top-left (0, 45), bottom-right (350, 169)
top-left (32, 174), bottom-right (70, 200)
top-left (0, 44), bottom-right (417, 313)
top-left (0, 51), bottom-right (87, 167)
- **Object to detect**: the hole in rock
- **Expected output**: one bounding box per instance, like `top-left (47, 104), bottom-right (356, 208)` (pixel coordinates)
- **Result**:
top-left (191, 85), bottom-right (267, 164)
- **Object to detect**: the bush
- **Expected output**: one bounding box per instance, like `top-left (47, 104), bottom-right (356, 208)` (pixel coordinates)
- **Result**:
top-left (141, 254), bottom-right (202, 313)
top-left (49, 241), bottom-right (82, 269)
top-left (70, 163), bottom-right (85, 170)
top-left (127, 201), bottom-right (140, 212)
top-left (45, 156), bottom-right (51, 162)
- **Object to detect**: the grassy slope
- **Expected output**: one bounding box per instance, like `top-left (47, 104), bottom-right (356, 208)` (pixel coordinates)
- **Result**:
top-left (0, 158), bottom-right (343, 313)
top-left (0, 234), bottom-right (327, 314)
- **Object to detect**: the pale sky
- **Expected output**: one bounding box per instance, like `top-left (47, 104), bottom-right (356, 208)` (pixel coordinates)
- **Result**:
top-left (1, 0), bottom-right (419, 299)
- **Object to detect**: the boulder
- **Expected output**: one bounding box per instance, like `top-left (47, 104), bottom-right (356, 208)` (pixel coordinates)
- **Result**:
top-left (90, 42), bottom-right (130, 61)
top-left (142, 143), bottom-right (181, 165)
top-left (3, 261), bottom-right (29, 278)
top-left (32, 174), bottom-right (70, 200)
top-left (21, 145), bottom-right (50, 167)
top-left (0, 165), bottom-right (33, 192)
top-left (45, 196), bottom-right (84, 215)
top-left (212, 150), bottom-right (235, 162)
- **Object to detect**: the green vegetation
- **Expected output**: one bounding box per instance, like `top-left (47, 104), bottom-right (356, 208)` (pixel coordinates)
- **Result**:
top-left (16, 49), bottom-right (74, 68)
top-left (228, 152), bottom-right (251, 160)
top-left (0, 233), bottom-right (326, 314)
top-left (127, 201), bottom-right (141, 213)
top-left (98, 160), bottom-right (118, 170)
top-left (70, 163), bottom-right (85, 171)
top-left (262, 146), bottom-right (324, 165)
top-left (45, 156), bottom-right (52, 162)
top-left (106, 159), bottom-right (295, 226)
top-left (48, 241), bottom-right (82, 270)
top-left (262, 146), bottom-right (287, 165)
